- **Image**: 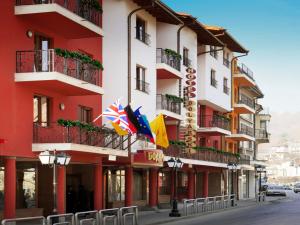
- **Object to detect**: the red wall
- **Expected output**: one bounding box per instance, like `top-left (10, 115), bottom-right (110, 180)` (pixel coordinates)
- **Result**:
top-left (0, 0), bottom-right (102, 160)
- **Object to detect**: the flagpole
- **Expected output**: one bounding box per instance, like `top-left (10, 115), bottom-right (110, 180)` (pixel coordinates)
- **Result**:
top-left (93, 114), bottom-right (103, 122)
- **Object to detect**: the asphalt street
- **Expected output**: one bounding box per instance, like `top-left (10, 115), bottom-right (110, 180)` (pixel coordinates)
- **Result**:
top-left (163, 191), bottom-right (300, 225)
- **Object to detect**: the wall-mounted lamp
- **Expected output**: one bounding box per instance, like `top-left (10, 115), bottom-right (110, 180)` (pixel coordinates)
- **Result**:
top-left (26, 30), bottom-right (33, 38)
top-left (59, 103), bottom-right (65, 111)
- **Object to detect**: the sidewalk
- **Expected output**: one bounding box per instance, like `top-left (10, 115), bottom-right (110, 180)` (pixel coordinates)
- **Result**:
top-left (138, 198), bottom-right (277, 225)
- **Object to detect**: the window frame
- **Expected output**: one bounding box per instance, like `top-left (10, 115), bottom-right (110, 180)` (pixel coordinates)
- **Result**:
top-left (136, 65), bottom-right (148, 93)
top-left (33, 95), bottom-right (51, 127)
top-left (210, 69), bottom-right (217, 88)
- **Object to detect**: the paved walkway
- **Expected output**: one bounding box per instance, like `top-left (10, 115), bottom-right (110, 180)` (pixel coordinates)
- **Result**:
top-left (138, 197), bottom-right (279, 225)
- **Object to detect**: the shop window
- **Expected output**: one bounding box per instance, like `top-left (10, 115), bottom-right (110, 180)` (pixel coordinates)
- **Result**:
top-left (107, 170), bottom-right (125, 202)
top-left (16, 162), bottom-right (37, 209)
top-left (158, 172), bottom-right (171, 195)
top-left (33, 95), bottom-right (50, 127)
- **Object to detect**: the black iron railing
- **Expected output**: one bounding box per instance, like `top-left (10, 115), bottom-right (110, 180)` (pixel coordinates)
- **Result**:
top-left (156, 94), bottom-right (181, 115)
top-left (211, 78), bottom-right (218, 88)
top-left (156, 48), bottom-right (181, 71)
top-left (163, 145), bottom-right (239, 164)
top-left (255, 129), bottom-right (269, 139)
top-left (136, 79), bottom-right (150, 93)
top-left (236, 62), bottom-right (254, 80)
top-left (239, 124), bottom-right (254, 137)
top-left (223, 85), bottom-right (230, 94)
top-left (16, 50), bottom-right (101, 86)
top-left (33, 122), bottom-right (127, 150)
top-left (239, 154), bottom-right (251, 165)
top-left (238, 94), bottom-right (254, 109)
top-left (223, 58), bottom-right (230, 68)
top-left (136, 28), bottom-right (151, 45)
top-left (15, 0), bottom-right (102, 27)
top-left (199, 115), bottom-right (231, 131)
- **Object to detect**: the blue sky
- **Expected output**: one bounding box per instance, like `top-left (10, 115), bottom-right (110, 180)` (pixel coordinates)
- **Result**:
top-left (163, 0), bottom-right (300, 113)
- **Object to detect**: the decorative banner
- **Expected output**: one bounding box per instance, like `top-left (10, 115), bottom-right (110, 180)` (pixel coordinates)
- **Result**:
top-left (185, 68), bottom-right (197, 154)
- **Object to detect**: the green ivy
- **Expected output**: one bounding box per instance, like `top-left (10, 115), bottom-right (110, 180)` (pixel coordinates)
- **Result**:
top-left (54, 48), bottom-right (104, 70)
top-left (81, 0), bottom-right (103, 13)
top-left (165, 94), bottom-right (184, 103)
top-left (57, 119), bottom-right (103, 133)
top-left (164, 48), bottom-right (182, 60)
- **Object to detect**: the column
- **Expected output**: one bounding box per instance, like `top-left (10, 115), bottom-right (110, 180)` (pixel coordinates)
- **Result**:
top-left (203, 170), bottom-right (209, 197)
top-left (187, 170), bottom-right (195, 199)
top-left (4, 157), bottom-right (16, 219)
top-left (57, 166), bottom-right (66, 214)
top-left (125, 166), bottom-right (133, 206)
top-left (94, 160), bottom-right (103, 210)
top-left (149, 168), bottom-right (158, 207)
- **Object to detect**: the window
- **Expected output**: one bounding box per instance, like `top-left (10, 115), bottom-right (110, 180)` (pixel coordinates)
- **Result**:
top-left (260, 121), bottom-right (267, 129)
top-left (33, 95), bottom-right (50, 127)
top-left (136, 66), bottom-right (148, 93)
top-left (210, 46), bottom-right (218, 59)
top-left (183, 48), bottom-right (190, 67)
top-left (213, 140), bottom-right (218, 149)
top-left (159, 172), bottom-right (171, 195)
top-left (107, 170), bottom-right (125, 202)
top-left (136, 17), bottom-right (149, 45)
top-left (210, 69), bottom-right (217, 88)
top-left (223, 52), bottom-right (230, 68)
top-left (79, 106), bottom-right (92, 123)
top-left (199, 137), bottom-right (206, 147)
top-left (223, 77), bottom-right (229, 94)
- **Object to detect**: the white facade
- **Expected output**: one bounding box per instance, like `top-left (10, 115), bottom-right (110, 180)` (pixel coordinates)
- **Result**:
top-left (197, 46), bottom-right (232, 112)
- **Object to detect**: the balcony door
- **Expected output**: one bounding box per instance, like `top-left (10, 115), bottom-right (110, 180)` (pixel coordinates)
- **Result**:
top-left (34, 34), bottom-right (52, 72)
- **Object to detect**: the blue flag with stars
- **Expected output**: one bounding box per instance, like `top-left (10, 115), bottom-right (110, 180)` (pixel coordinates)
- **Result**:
top-left (134, 107), bottom-right (155, 144)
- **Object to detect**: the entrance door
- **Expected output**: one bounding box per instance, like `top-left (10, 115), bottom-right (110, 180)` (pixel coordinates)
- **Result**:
top-left (34, 34), bottom-right (52, 72)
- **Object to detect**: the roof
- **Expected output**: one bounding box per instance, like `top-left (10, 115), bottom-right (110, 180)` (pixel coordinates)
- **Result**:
top-left (177, 13), bottom-right (224, 47)
top-left (132, 0), bottom-right (182, 25)
top-left (205, 25), bottom-right (249, 53)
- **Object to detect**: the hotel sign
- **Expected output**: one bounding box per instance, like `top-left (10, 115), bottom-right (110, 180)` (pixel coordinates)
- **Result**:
top-left (133, 149), bottom-right (164, 167)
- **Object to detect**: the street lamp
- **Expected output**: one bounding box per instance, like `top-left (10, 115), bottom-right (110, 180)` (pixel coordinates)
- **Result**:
top-left (256, 165), bottom-right (266, 199)
top-left (227, 162), bottom-right (238, 206)
top-left (39, 150), bottom-right (71, 214)
top-left (167, 157), bottom-right (183, 217)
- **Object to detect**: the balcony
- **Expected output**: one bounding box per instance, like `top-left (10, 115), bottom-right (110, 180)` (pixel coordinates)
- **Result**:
top-left (233, 62), bottom-right (256, 87)
top-left (234, 94), bottom-right (255, 114)
top-left (197, 115), bottom-right (231, 135)
top-left (15, 49), bottom-right (104, 95)
top-left (32, 122), bottom-right (128, 157)
top-left (223, 58), bottom-right (230, 69)
top-left (226, 124), bottom-right (255, 142)
top-left (156, 48), bottom-right (182, 79)
top-left (163, 144), bottom-right (239, 167)
top-left (15, 0), bottom-right (103, 38)
top-left (156, 94), bottom-right (183, 120)
top-left (255, 129), bottom-right (270, 143)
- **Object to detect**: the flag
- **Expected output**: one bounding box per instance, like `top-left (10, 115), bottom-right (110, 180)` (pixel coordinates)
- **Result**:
top-left (124, 105), bottom-right (141, 131)
top-left (103, 100), bottom-right (136, 134)
top-left (134, 107), bottom-right (155, 144)
top-left (111, 122), bottom-right (128, 136)
top-left (150, 114), bottom-right (169, 148)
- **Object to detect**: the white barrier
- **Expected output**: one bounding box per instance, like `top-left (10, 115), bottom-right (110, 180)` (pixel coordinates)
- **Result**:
top-left (99, 208), bottom-right (120, 225)
top-left (75, 211), bottom-right (98, 225)
top-left (183, 199), bottom-right (196, 216)
top-left (47, 213), bottom-right (75, 225)
top-left (2, 216), bottom-right (46, 225)
top-left (119, 206), bottom-right (138, 225)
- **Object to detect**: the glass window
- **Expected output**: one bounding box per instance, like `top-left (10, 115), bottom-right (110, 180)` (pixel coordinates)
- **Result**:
top-left (223, 78), bottom-right (229, 94)
top-left (210, 70), bottom-right (217, 88)
top-left (33, 95), bottom-right (50, 127)
top-left (79, 106), bottom-right (92, 123)
top-left (136, 66), bottom-right (147, 93)
top-left (136, 17), bottom-right (147, 44)
top-left (183, 48), bottom-right (190, 67)
top-left (158, 172), bottom-right (171, 195)
top-left (210, 46), bottom-right (218, 59)
top-left (108, 170), bottom-right (125, 202)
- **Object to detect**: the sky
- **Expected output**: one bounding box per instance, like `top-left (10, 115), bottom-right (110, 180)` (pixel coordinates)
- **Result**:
top-left (163, 0), bottom-right (300, 113)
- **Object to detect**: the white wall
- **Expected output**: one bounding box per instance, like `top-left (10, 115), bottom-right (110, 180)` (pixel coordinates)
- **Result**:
top-left (197, 46), bottom-right (232, 112)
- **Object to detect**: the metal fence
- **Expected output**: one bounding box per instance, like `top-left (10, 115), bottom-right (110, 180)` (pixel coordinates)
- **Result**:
top-left (15, 0), bottom-right (101, 26)
top-left (2, 206), bottom-right (138, 225)
top-left (238, 94), bottom-right (255, 109)
top-left (239, 124), bottom-right (254, 137)
top-left (156, 94), bottom-right (181, 115)
top-left (156, 48), bottom-right (181, 71)
top-left (236, 62), bottom-right (254, 80)
top-left (16, 49), bottom-right (101, 86)
top-left (199, 115), bottom-right (231, 131)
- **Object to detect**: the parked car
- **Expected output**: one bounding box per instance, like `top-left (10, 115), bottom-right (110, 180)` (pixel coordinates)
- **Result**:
top-left (266, 185), bottom-right (287, 196)
top-left (294, 183), bottom-right (300, 193)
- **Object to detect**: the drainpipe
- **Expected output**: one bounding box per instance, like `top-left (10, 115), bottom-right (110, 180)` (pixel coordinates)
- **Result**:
top-left (197, 46), bottom-right (225, 56)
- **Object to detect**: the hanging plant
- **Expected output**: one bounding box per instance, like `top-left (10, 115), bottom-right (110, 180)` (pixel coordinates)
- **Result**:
top-left (169, 140), bottom-right (186, 146)
top-left (164, 48), bottom-right (182, 60)
top-left (57, 119), bottom-right (103, 133)
top-left (81, 0), bottom-right (103, 13)
top-left (54, 48), bottom-right (104, 70)
top-left (165, 94), bottom-right (184, 103)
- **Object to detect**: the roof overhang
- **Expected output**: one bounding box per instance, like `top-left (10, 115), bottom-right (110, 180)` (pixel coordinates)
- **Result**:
top-left (132, 0), bottom-right (182, 25)
top-left (177, 13), bottom-right (224, 47)
top-left (205, 25), bottom-right (248, 53)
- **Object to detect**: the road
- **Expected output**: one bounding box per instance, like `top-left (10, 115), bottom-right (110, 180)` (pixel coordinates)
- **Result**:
top-left (164, 191), bottom-right (300, 225)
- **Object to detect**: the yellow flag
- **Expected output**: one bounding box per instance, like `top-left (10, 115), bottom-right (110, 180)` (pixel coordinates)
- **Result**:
top-left (111, 122), bottom-right (128, 136)
top-left (150, 114), bottom-right (169, 148)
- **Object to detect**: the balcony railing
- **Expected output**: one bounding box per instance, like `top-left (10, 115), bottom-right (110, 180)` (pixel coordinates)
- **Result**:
top-left (136, 29), bottom-right (151, 45)
top-left (163, 145), bottom-right (239, 164)
top-left (239, 154), bottom-right (251, 165)
top-left (236, 62), bottom-right (254, 80)
top-left (223, 85), bottom-right (230, 94)
top-left (136, 79), bottom-right (150, 94)
top-left (15, 0), bottom-right (102, 27)
top-left (156, 48), bottom-right (181, 71)
top-left (199, 115), bottom-right (231, 131)
top-left (16, 49), bottom-right (101, 86)
top-left (211, 78), bottom-right (218, 88)
top-left (238, 94), bottom-right (254, 109)
top-left (223, 58), bottom-right (230, 68)
top-left (238, 124), bottom-right (254, 137)
top-left (255, 129), bottom-right (269, 139)
top-left (33, 122), bottom-right (126, 150)
top-left (156, 94), bottom-right (181, 115)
